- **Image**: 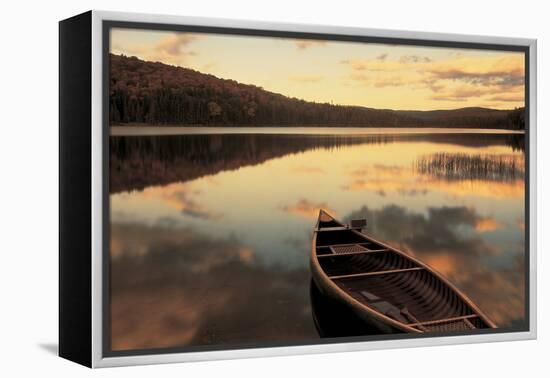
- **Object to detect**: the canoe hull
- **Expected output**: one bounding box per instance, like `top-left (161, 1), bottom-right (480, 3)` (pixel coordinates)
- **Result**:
top-left (310, 210), bottom-right (497, 334)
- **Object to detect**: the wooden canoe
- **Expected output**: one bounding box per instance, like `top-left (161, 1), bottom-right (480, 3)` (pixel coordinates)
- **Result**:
top-left (310, 210), bottom-right (497, 333)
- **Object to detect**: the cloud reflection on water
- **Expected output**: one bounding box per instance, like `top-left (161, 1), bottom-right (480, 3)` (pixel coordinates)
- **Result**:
top-left (110, 222), bottom-right (315, 351)
top-left (343, 160), bottom-right (524, 199)
top-left (344, 205), bottom-right (525, 326)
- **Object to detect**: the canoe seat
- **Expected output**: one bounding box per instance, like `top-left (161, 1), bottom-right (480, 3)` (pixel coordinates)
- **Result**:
top-left (360, 291), bottom-right (380, 301)
top-left (330, 244), bottom-right (369, 254)
top-left (422, 319), bottom-right (476, 332)
top-left (360, 291), bottom-right (410, 324)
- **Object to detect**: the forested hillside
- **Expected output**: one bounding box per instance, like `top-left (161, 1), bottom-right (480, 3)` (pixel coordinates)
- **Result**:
top-left (109, 54), bottom-right (525, 129)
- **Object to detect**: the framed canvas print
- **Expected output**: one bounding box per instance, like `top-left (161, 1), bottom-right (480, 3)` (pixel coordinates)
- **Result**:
top-left (59, 10), bottom-right (537, 368)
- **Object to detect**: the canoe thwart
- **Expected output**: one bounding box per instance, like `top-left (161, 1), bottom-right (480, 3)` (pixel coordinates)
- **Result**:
top-left (315, 226), bottom-right (351, 232)
top-left (328, 267), bottom-right (424, 280)
top-left (316, 242), bottom-right (373, 249)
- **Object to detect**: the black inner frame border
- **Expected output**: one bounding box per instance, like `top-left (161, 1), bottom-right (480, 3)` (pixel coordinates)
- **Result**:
top-left (101, 19), bottom-right (531, 358)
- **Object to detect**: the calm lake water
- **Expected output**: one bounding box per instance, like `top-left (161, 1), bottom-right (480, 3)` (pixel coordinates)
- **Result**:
top-left (109, 128), bottom-right (526, 351)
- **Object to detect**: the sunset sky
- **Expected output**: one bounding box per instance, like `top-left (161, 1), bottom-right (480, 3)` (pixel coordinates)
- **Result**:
top-left (111, 28), bottom-right (525, 111)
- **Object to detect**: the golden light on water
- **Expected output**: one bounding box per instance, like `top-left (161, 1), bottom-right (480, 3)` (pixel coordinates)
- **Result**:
top-left (109, 132), bottom-right (526, 350)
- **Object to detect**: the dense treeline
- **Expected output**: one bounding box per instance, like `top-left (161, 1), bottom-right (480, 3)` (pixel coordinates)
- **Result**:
top-left (506, 107), bottom-right (525, 130)
top-left (110, 54), bottom-right (525, 129)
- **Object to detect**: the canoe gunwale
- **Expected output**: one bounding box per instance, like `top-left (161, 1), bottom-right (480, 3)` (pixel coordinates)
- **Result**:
top-left (311, 210), bottom-right (497, 333)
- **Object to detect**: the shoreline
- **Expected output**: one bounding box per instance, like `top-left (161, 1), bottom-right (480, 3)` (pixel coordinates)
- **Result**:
top-left (110, 125), bottom-right (526, 137)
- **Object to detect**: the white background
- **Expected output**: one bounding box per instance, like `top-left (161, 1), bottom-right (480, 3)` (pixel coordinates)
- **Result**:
top-left (0, 0), bottom-right (546, 376)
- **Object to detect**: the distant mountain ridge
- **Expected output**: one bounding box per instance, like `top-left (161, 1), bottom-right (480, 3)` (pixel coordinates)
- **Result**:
top-left (397, 107), bottom-right (509, 119)
top-left (109, 54), bottom-right (525, 130)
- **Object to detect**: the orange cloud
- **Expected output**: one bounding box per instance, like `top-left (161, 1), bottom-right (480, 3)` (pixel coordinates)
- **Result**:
top-left (112, 31), bottom-right (201, 67)
top-left (239, 247), bottom-right (255, 264)
top-left (423, 254), bottom-right (455, 277)
top-left (475, 217), bottom-right (502, 232)
top-left (141, 183), bottom-right (224, 221)
top-left (426, 55), bottom-right (524, 87)
top-left (517, 219), bottom-right (525, 231)
top-left (431, 86), bottom-right (488, 101)
top-left (281, 199), bottom-right (336, 219)
top-left (156, 33), bottom-right (198, 55)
